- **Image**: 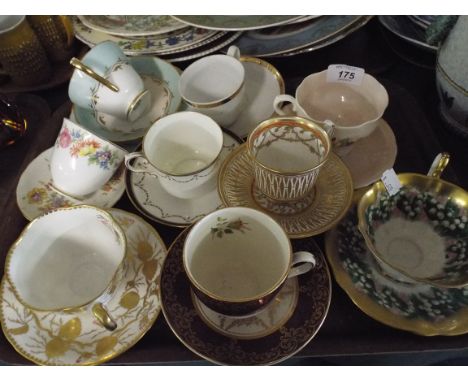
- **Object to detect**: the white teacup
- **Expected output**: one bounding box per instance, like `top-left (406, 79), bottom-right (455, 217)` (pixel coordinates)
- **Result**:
top-left (50, 118), bottom-right (127, 198)
top-left (179, 45), bottom-right (245, 126)
top-left (273, 70), bottom-right (389, 156)
top-left (5, 205), bottom-right (127, 331)
top-left (68, 41), bottom-right (151, 122)
top-left (124, 111), bottom-right (224, 199)
top-left (183, 207), bottom-right (317, 316)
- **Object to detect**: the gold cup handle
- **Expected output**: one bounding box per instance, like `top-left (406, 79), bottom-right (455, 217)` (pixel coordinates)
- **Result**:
top-left (92, 303), bottom-right (117, 331)
top-left (70, 57), bottom-right (119, 92)
top-left (427, 152), bottom-right (450, 179)
top-left (57, 15), bottom-right (75, 48)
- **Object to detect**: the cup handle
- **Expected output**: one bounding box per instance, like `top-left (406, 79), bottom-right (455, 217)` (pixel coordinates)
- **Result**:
top-left (273, 94), bottom-right (304, 116)
top-left (70, 57), bottom-right (120, 93)
top-left (226, 45), bottom-right (241, 60)
top-left (92, 303), bottom-right (117, 331)
top-left (57, 15), bottom-right (75, 47)
top-left (427, 152), bottom-right (450, 179)
top-left (287, 251), bottom-right (316, 279)
top-left (323, 119), bottom-right (335, 140)
top-left (125, 152), bottom-right (153, 174)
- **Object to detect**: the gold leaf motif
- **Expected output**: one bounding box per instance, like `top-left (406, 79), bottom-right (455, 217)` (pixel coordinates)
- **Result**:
top-left (8, 324), bottom-right (29, 335)
top-left (142, 259), bottom-right (158, 281)
top-left (95, 336), bottom-right (118, 357)
top-left (59, 318), bottom-right (82, 340)
top-left (119, 291), bottom-right (140, 310)
top-left (45, 337), bottom-right (70, 358)
top-left (137, 240), bottom-right (153, 261)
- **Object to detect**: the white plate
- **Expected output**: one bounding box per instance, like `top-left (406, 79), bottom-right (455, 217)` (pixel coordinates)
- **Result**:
top-left (16, 148), bottom-right (126, 221)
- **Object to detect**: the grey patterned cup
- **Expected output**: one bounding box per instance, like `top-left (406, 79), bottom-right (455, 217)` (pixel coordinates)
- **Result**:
top-left (247, 116), bottom-right (331, 202)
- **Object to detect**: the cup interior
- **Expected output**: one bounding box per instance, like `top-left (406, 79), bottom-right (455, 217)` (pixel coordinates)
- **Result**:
top-left (179, 55), bottom-right (244, 104)
top-left (184, 207), bottom-right (291, 301)
top-left (143, 112), bottom-right (223, 176)
top-left (296, 71), bottom-right (388, 127)
top-left (0, 16), bottom-right (24, 33)
top-left (249, 118), bottom-right (329, 174)
top-left (7, 207), bottom-right (126, 310)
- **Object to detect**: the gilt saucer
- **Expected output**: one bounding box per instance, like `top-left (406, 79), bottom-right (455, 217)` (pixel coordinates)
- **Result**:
top-left (73, 56), bottom-right (181, 144)
top-left (126, 130), bottom-right (242, 227)
top-left (16, 147), bottom-right (126, 221)
top-left (218, 144), bottom-right (353, 238)
top-left (161, 228), bottom-right (331, 365)
top-left (325, 207), bottom-right (468, 336)
top-left (226, 57), bottom-right (285, 139)
top-left (0, 209), bottom-right (167, 365)
top-left (340, 119), bottom-right (397, 189)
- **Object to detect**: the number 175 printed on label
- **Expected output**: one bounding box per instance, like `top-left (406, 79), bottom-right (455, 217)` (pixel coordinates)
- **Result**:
top-left (326, 64), bottom-right (365, 86)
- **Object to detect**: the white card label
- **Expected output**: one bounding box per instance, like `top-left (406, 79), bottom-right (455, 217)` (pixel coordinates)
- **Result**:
top-left (381, 169), bottom-right (402, 196)
top-left (326, 64), bottom-right (365, 85)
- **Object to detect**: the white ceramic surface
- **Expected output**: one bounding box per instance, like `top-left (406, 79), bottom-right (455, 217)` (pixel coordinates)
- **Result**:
top-left (125, 111), bottom-right (223, 199)
top-left (6, 206), bottom-right (126, 311)
top-left (16, 147), bottom-right (126, 221)
top-left (274, 70), bottom-right (389, 156)
top-left (226, 56), bottom-right (285, 138)
top-left (50, 118), bottom-right (127, 198)
top-left (179, 46), bottom-right (245, 126)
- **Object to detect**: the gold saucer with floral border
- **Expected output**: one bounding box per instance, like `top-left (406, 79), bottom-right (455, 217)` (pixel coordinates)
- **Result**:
top-left (217, 144), bottom-right (353, 238)
top-left (0, 209), bottom-right (167, 365)
top-left (16, 147), bottom-right (126, 221)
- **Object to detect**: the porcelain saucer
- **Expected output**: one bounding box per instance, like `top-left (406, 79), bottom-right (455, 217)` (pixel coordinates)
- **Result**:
top-left (160, 228), bottom-right (331, 365)
top-left (126, 130), bottom-right (242, 227)
top-left (340, 119), bottom-right (397, 189)
top-left (226, 57), bottom-right (285, 139)
top-left (73, 56), bottom-right (181, 144)
top-left (16, 147), bottom-right (126, 221)
top-left (218, 144), bottom-right (353, 238)
top-left (0, 209), bottom-right (167, 365)
top-left (325, 207), bottom-right (468, 336)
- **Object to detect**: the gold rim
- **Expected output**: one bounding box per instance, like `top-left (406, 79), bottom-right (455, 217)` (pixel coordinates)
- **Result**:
top-left (4, 205), bottom-right (128, 312)
top-left (325, 218), bottom-right (468, 336)
top-left (247, 116), bottom-right (331, 176)
top-left (182, 81), bottom-right (245, 109)
top-left (0, 209), bottom-right (168, 365)
top-left (182, 207), bottom-right (294, 303)
top-left (126, 89), bottom-right (149, 120)
top-left (437, 58), bottom-right (468, 96)
top-left (240, 56), bottom-right (285, 94)
top-left (357, 173), bottom-right (468, 288)
top-left (70, 57), bottom-right (119, 92)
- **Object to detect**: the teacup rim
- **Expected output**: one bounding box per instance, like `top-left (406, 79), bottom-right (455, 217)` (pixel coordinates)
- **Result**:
top-left (4, 205), bottom-right (128, 312)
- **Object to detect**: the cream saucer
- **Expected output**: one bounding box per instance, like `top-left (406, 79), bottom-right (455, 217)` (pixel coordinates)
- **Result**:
top-left (0, 209), bottom-right (167, 365)
top-left (126, 130), bottom-right (242, 227)
top-left (340, 119), bottom-right (397, 189)
top-left (73, 56), bottom-right (181, 143)
top-left (16, 147), bottom-right (125, 221)
top-left (226, 56), bottom-right (285, 138)
top-left (218, 144), bottom-right (353, 238)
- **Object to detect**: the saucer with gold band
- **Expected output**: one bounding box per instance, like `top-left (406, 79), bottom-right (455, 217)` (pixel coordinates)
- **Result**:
top-left (0, 209), bottom-right (167, 365)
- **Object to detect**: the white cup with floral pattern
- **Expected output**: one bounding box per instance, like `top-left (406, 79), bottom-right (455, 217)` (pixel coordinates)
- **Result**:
top-left (50, 118), bottom-right (127, 198)
top-left (124, 111), bottom-right (224, 199)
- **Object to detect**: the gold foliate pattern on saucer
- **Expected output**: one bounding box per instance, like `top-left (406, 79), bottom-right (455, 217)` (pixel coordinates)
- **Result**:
top-left (0, 209), bottom-right (167, 365)
top-left (218, 144), bottom-right (353, 238)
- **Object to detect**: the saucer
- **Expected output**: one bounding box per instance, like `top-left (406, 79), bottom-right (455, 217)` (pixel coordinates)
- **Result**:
top-left (340, 119), bottom-right (397, 189)
top-left (160, 228), bottom-right (331, 365)
top-left (126, 130), bottom-right (242, 227)
top-left (218, 144), bottom-right (353, 238)
top-left (325, 207), bottom-right (468, 336)
top-left (73, 56), bottom-right (181, 143)
top-left (16, 147), bottom-right (126, 221)
top-left (0, 209), bottom-right (167, 365)
top-left (226, 56), bottom-right (285, 139)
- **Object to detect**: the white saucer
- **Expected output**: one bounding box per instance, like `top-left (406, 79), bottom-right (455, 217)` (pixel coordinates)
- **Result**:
top-left (226, 57), bottom-right (285, 138)
top-left (126, 131), bottom-right (241, 227)
top-left (16, 147), bottom-right (126, 221)
top-left (0, 209), bottom-right (167, 365)
top-left (340, 119), bottom-right (397, 189)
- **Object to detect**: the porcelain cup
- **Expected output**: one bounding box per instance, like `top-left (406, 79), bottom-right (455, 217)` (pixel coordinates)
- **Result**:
top-left (5, 205), bottom-right (127, 331)
top-left (124, 111), bottom-right (224, 199)
top-left (273, 70), bottom-right (389, 156)
top-left (50, 118), bottom-right (127, 198)
top-left (247, 116), bottom-right (331, 202)
top-left (179, 45), bottom-right (245, 126)
top-left (183, 207), bottom-right (317, 317)
top-left (68, 41), bottom-right (151, 122)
